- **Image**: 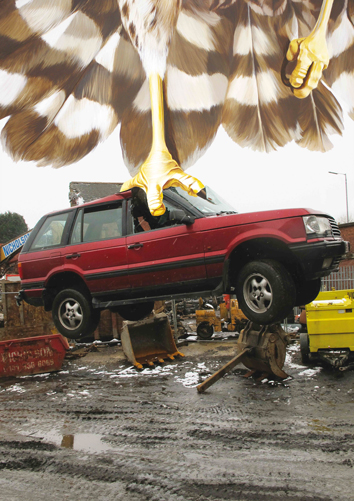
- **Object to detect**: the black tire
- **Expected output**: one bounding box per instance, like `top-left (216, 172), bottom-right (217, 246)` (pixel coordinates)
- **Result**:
top-left (52, 288), bottom-right (100, 339)
top-left (300, 332), bottom-right (310, 364)
top-left (295, 278), bottom-right (321, 306)
top-left (197, 321), bottom-right (214, 340)
top-left (235, 259), bottom-right (296, 325)
top-left (116, 301), bottom-right (154, 321)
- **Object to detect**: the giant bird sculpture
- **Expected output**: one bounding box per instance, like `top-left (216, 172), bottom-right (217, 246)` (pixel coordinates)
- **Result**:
top-left (0, 0), bottom-right (353, 214)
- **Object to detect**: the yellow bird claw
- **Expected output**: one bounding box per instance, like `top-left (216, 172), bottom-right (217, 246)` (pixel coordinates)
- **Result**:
top-left (121, 149), bottom-right (204, 216)
top-left (286, 38), bottom-right (304, 62)
top-left (286, 32), bottom-right (329, 99)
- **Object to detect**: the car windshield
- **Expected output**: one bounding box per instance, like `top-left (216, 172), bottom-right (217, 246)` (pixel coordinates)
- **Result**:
top-left (165, 186), bottom-right (236, 216)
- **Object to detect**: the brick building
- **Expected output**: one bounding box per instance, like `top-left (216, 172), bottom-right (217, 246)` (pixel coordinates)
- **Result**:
top-left (322, 223), bottom-right (354, 290)
top-left (338, 223), bottom-right (354, 265)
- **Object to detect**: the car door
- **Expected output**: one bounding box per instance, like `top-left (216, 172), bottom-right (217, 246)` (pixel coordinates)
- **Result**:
top-left (63, 201), bottom-right (130, 295)
top-left (22, 210), bottom-right (74, 284)
top-left (126, 196), bottom-right (207, 295)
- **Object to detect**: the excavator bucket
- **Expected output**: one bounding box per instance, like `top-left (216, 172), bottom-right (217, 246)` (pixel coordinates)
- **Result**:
top-left (236, 322), bottom-right (289, 379)
top-left (197, 322), bottom-right (289, 393)
top-left (121, 313), bottom-right (184, 369)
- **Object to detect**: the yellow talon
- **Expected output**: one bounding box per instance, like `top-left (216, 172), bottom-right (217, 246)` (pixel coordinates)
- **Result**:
top-left (121, 72), bottom-right (204, 215)
top-left (121, 149), bottom-right (204, 216)
top-left (286, 0), bottom-right (333, 98)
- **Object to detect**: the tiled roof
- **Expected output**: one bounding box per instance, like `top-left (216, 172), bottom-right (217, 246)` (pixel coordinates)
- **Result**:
top-left (69, 182), bottom-right (123, 206)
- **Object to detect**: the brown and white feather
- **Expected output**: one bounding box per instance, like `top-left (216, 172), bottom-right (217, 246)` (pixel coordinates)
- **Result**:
top-left (0, 0), bottom-right (353, 173)
top-left (119, 1), bottom-right (234, 173)
top-left (324, 0), bottom-right (354, 120)
top-left (221, 0), bottom-right (345, 153)
top-left (1, 0), bottom-right (121, 166)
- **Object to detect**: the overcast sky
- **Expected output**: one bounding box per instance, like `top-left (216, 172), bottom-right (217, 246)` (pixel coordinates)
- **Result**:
top-left (1, 114), bottom-right (353, 230)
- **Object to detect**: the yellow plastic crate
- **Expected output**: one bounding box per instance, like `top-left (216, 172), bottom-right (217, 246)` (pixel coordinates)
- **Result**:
top-left (305, 290), bottom-right (354, 352)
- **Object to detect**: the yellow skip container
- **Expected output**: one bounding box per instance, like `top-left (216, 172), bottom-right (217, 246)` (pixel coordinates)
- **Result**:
top-left (305, 290), bottom-right (354, 353)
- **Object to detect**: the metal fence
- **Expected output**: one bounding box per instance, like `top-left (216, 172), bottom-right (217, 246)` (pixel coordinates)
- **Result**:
top-left (322, 265), bottom-right (354, 291)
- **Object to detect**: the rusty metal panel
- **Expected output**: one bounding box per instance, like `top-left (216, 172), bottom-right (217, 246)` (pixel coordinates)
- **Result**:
top-left (0, 281), bottom-right (54, 341)
top-left (94, 310), bottom-right (124, 341)
top-left (0, 334), bottom-right (69, 377)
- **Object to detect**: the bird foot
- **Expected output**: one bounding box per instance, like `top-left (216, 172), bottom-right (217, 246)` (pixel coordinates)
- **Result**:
top-left (286, 32), bottom-right (329, 99)
top-left (120, 149), bottom-right (204, 216)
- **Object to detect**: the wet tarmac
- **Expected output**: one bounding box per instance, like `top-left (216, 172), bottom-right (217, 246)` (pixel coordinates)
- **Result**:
top-left (0, 338), bottom-right (353, 501)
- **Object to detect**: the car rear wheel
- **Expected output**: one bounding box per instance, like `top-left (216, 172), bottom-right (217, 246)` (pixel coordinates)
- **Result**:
top-left (197, 321), bottom-right (214, 340)
top-left (235, 259), bottom-right (296, 325)
top-left (295, 278), bottom-right (321, 306)
top-left (52, 288), bottom-right (100, 339)
top-left (116, 301), bottom-right (154, 321)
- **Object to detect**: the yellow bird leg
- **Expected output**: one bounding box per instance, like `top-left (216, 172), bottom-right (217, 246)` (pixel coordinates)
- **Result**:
top-left (286, 0), bottom-right (334, 99)
top-left (120, 73), bottom-right (204, 216)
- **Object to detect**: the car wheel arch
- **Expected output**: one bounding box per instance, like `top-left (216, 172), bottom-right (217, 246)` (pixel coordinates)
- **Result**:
top-left (45, 272), bottom-right (90, 309)
top-left (226, 237), bottom-right (299, 289)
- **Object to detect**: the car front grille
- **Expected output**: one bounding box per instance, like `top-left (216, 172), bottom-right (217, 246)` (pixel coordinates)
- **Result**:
top-left (328, 217), bottom-right (342, 239)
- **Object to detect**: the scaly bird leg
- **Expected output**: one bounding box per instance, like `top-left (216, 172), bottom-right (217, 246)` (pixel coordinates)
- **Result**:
top-left (286, 0), bottom-right (334, 99)
top-left (120, 73), bottom-right (204, 215)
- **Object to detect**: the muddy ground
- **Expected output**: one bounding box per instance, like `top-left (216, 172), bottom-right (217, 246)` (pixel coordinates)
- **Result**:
top-left (0, 334), bottom-right (353, 501)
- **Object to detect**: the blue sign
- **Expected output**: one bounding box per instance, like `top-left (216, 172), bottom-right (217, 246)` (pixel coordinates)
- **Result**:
top-left (2, 232), bottom-right (31, 259)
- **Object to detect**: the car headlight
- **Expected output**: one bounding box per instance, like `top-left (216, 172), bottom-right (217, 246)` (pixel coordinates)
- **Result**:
top-left (303, 216), bottom-right (332, 238)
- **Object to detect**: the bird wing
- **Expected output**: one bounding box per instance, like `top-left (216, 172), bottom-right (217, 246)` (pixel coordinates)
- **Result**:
top-left (165, 1), bottom-right (235, 168)
top-left (220, 0), bottom-right (344, 153)
top-left (119, 0), bottom-right (234, 173)
top-left (1, 0), bottom-right (353, 170)
top-left (323, 0), bottom-right (354, 121)
top-left (1, 0), bottom-right (121, 166)
top-left (120, 0), bottom-right (347, 173)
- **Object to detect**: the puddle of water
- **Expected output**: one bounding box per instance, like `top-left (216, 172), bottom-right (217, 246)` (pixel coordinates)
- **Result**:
top-left (30, 431), bottom-right (115, 453)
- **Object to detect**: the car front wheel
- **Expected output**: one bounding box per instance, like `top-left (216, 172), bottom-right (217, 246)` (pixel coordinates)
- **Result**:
top-left (52, 288), bottom-right (100, 339)
top-left (295, 278), bottom-right (321, 306)
top-left (235, 259), bottom-right (296, 325)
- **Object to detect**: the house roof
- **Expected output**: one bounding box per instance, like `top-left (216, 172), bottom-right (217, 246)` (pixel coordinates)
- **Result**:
top-left (69, 182), bottom-right (123, 206)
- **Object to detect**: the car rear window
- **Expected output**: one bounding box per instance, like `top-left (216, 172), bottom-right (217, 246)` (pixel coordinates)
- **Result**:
top-left (30, 212), bottom-right (70, 250)
top-left (70, 204), bottom-right (123, 243)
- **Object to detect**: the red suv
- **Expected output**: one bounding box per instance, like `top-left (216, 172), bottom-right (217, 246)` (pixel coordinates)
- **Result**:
top-left (17, 187), bottom-right (348, 339)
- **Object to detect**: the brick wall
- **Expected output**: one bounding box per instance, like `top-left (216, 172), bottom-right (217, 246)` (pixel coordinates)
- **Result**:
top-left (339, 223), bottom-right (354, 265)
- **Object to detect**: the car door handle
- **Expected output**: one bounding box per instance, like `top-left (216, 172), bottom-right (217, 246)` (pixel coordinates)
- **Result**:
top-left (127, 243), bottom-right (143, 249)
top-left (66, 253), bottom-right (81, 259)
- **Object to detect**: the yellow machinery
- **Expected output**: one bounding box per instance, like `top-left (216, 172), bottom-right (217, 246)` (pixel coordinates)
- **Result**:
top-left (302, 290), bottom-right (354, 368)
top-left (196, 297), bottom-right (248, 339)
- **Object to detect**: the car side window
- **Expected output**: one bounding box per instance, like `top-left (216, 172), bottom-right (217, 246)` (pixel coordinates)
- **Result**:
top-left (30, 212), bottom-right (70, 250)
top-left (70, 204), bottom-right (123, 244)
top-left (129, 190), bottom-right (181, 234)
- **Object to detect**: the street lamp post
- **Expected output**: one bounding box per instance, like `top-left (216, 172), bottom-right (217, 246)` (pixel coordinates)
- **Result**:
top-left (328, 171), bottom-right (349, 223)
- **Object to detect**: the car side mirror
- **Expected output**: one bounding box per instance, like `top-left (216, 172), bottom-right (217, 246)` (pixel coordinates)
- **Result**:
top-left (169, 209), bottom-right (195, 225)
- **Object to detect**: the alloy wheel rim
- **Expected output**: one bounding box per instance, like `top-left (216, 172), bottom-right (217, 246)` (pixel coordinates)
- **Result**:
top-left (243, 273), bottom-right (273, 313)
top-left (58, 298), bottom-right (83, 331)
